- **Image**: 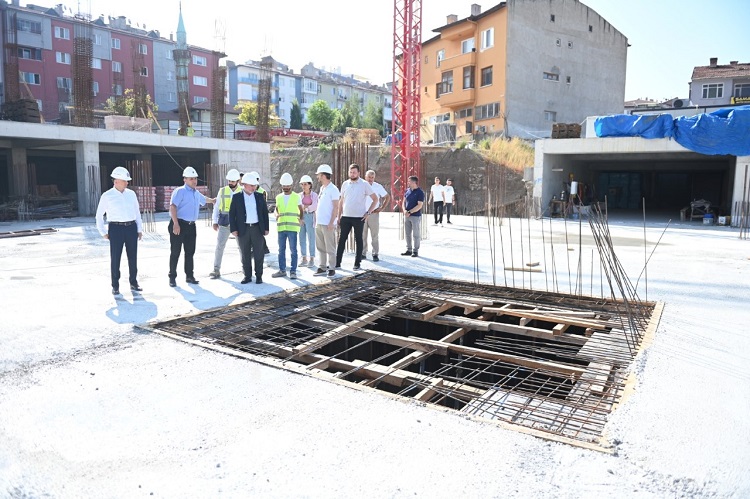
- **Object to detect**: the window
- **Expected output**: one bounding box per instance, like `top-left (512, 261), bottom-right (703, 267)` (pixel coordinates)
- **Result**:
top-left (735, 83), bottom-right (750, 98)
top-left (17, 18), bottom-right (42, 34)
top-left (140, 67), bottom-right (148, 77)
top-left (112, 61), bottom-right (122, 73)
top-left (92, 81), bottom-right (99, 96)
top-left (556, 38), bottom-right (561, 47)
top-left (475, 102), bottom-right (499, 120)
top-left (568, 41), bottom-right (573, 48)
top-left (166, 50), bottom-right (173, 60)
top-left (544, 110), bottom-right (557, 122)
top-left (566, 76), bottom-right (571, 84)
top-left (702, 83), bottom-right (723, 99)
top-left (194, 96), bottom-right (208, 104)
top-left (193, 76), bottom-right (208, 86)
top-left (56, 77), bottom-right (72, 89)
top-left (481, 28), bottom-right (494, 50)
top-left (550, 14), bottom-right (556, 22)
top-left (94, 34), bottom-right (102, 46)
top-left (437, 70), bottom-right (453, 97)
top-left (461, 38), bottom-right (475, 54)
top-left (112, 84), bottom-right (123, 96)
top-left (92, 58), bottom-right (102, 69)
top-left (18, 47), bottom-right (42, 60)
top-left (20, 72), bottom-right (41, 85)
top-left (436, 49), bottom-right (445, 68)
top-left (192, 55), bottom-right (207, 66)
top-left (138, 43), bottom-right (148, 55)
top-left (54, 26), bottom-right (70, 39)
top-left (589, 25), bottom-right (593, 32)
top-left (168, 92), bottom-right (176, 102)
top-left (543, 72), bottom-right (560, 81)
top-left (481, 66), bottom-right (493, 86)
top-left (455, 108), bottom-right (473, 119)
top-left (56, 52), bottom-right (71, 64)
top-left (112, 38), bottom-right (120, 49)
top-left (463, 66), bottom-right (475, 89)
top-left (167, 71), bottom-right (174, 81)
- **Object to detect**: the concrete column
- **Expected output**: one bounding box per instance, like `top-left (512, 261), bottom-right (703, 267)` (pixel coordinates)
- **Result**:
top-left (75, 141), bottom-right (101, 216)
top-left (10, 147), bottom-right (29, 197)
top-left (732, 156), bottom-right (750, 227)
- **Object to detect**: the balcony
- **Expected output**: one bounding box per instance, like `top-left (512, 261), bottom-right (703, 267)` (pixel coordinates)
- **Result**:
top-left (436, 85), bottom-right (475, 108)
top-left (440, 50), bottom-right (476, 72)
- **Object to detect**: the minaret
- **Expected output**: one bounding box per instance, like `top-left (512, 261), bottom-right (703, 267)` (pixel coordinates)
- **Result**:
top-left (174, 2), bottom-right (191, 135)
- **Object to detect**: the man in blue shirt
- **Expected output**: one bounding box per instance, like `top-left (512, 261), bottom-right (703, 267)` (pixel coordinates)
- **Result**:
top-left (168, 166), bottom-right (215, 287)
top-left (401, 176), bottom-right (425, 257)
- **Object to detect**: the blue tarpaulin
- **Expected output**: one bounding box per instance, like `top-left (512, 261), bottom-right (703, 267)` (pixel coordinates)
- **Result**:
top-left (594, 105), bottom-right (750, 156)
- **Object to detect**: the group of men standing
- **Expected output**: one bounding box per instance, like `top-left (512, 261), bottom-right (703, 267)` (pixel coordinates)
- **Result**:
top-left (96, 163), bottom-right (452, 295)
top-left (428, 176), bottom-right (456, 226)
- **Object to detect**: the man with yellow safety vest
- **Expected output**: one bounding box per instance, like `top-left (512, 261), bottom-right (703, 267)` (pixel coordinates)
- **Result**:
top-left (209, 169), bottom-right (242, 279)
top-left (272, 173), bottom-right (304, 279)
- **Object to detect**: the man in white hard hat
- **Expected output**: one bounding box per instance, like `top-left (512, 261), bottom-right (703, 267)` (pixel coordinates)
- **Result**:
top-left (229, 173), bottom-right (269, 284)
top-left (272, 173), bottom-right (303, 279)
top-left (312, 164), bottom-right (340, 277)
top-left (360, 169), bottom-right (390, 262)
top-left (209, 168), bottom-right (242, 279)
top-left (336, 164), bottom-right (377, 271)
top-left (95, 166), bottom-right (143, 295)
top-left (248, 171), bottom-right (270, 256)
top-left (168, 166), bottom-right (214, 287)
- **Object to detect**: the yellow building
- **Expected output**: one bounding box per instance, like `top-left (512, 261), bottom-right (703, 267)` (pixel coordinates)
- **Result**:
top-left (421, 1), bottom-right (627, 143)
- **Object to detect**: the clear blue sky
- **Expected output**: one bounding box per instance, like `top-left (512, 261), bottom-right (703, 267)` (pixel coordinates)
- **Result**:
top-left (68, 0), bottom-right (749, 101)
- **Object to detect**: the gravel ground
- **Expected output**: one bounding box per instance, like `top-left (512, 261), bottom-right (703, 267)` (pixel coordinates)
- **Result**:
top-left (1, 212), bottom-right (748, 498)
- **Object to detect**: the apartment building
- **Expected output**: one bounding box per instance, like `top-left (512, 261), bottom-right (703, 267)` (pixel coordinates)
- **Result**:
top-left (421, 1), bottom-right (627, 142)
top-left (1, 1), bottom-right (220, 122)
top-left (690, 58), bottom-right (750, 107)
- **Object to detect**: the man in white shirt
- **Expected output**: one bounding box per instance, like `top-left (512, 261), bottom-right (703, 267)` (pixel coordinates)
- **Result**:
top-left (428, 176), bottom-right (445, 225)
top-left (95, 166), bottom-right (143, 295)
top-left (336, 164), bottom-right (377, 271)
top-left (313, 164), bottom-right (340, 277)
top-left (361, 169), bottom-right (390, 262)
top-left (444, 178), bottom-right (456, 224)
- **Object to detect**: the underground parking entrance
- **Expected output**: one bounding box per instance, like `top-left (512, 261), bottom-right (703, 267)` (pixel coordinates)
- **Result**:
top-left (141, 271), bottom-right (662, 451)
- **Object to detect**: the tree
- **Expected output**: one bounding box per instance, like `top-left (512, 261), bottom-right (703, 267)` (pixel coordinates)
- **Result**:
top-left (290, 99), bottom-right (302, 130)
top-left (103, 88), bottom-right (158, 117)
top-left (234, 101), bottom-right (282, 127)
top-left (361, 99), bottom-right (384, 132)
top-left (331, 99), bottom-right (360, 133)
top-left (306, 100), bottom-right (335, 131)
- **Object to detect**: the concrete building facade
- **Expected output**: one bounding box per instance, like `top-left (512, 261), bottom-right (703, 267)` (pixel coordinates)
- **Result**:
top-left (689, 58), bottom-right (750, 107)
top-left (421, 0), bottom-right (628, 142)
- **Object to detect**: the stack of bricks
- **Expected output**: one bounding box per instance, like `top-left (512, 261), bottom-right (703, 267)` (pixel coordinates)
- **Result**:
top-left (132, 186), bottom-right (155, 212)
top-left (155, 185), bottom-right (212, 212)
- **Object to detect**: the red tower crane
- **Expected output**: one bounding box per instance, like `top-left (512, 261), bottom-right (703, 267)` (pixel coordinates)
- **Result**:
top-left (390, 0), bottom-right (422, 210)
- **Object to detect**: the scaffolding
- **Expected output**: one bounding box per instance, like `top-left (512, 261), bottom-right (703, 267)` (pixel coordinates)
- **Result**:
top-left (3, 11), bottom-right (20, 104)
top-left (71, 14), bottom-right (94, 127)
top-left (130, 40), bottom-right (148, 119)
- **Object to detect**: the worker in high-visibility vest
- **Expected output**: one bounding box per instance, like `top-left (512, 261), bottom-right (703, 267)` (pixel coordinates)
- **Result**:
top-left (272, 172), bottom-right (303, 279)
top-left (209, 168), bottom-right (242, 278)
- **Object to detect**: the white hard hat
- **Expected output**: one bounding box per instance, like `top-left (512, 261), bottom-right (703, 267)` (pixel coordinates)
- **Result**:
top-left (111, 166), bottom-right (131, 181)
top-left (183, 166), bottom-right (198, 178)
top-left (299, 174), bottom-right (313, 184)
top-left (316, 164), bottom-right (332, 175)
top-left (248, 171), bottom-right (260, 181)
top-left (280, 172), bottom-right (294, 186)
top-left (241, 175), bottom-right (259, 186)
top-left (226, 169), bottom-right (241, 181)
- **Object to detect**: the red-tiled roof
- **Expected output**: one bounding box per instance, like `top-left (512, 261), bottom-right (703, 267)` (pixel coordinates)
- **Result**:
top-left (692, 62), bottom-right (750, 80)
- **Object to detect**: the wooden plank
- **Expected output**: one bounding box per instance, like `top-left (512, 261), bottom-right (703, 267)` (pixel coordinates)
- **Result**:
top-left (484, 307), bottom-right (612, 329)
top-left (553, 324), bottom-right (569, 336)
top-left (445, 298), bottom-right (483, 314)
top-left (421, 302), bottom-right (454, 320)
top-left (415, 379), bottom-right (443, 402)
top-left (292, 297), bottom-right (403, 356)
top-left (487, 322), bottom-right (588, 346)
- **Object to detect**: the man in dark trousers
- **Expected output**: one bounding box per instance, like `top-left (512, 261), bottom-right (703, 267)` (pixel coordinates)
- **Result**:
top-left (230, 173), bottom-right (270, 284)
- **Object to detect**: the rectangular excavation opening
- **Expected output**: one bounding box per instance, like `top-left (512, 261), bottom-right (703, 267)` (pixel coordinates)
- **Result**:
top-left (142, 271), bottom-right (661, 449)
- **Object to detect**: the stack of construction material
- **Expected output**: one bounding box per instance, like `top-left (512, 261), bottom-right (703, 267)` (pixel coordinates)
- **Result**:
top-left (36, 185), bottom-right (62, 197)
top-left (345, 127), bottom-right (382, 145)
top-left (3, 99), bottom-right (41, 123)
top-left (132, 186), bottom-right (155, 212)
top-left (551, 123), bottom-right (582, 139)
top-left (155, 185), bottom-right (211, 211)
